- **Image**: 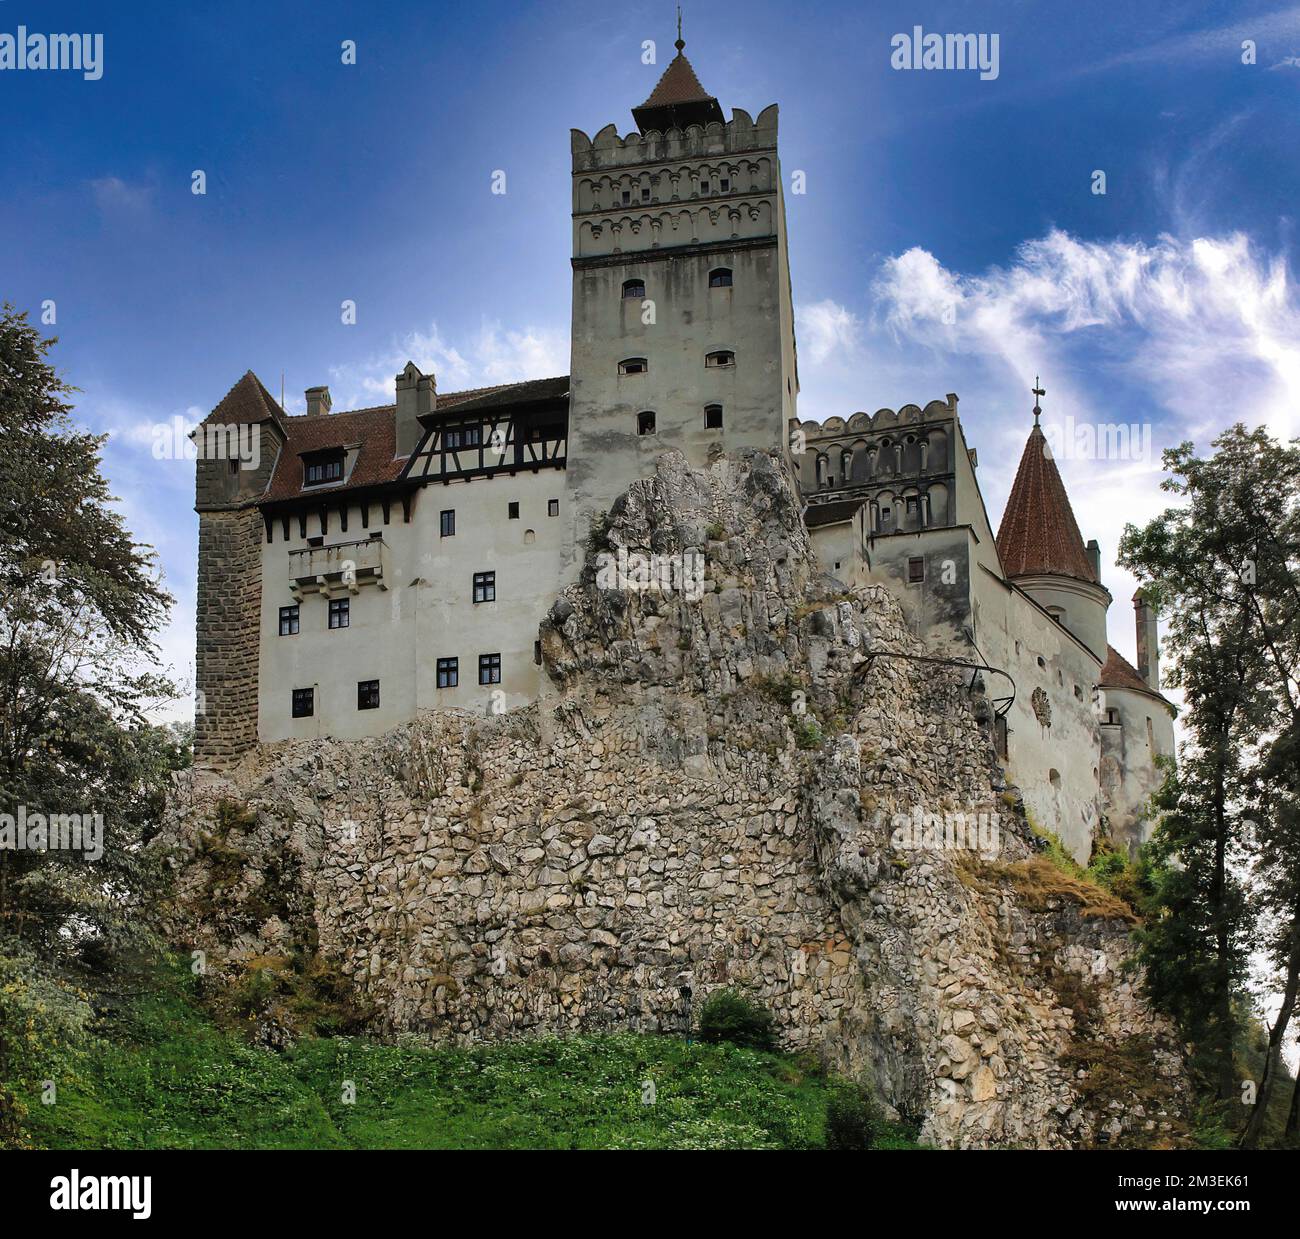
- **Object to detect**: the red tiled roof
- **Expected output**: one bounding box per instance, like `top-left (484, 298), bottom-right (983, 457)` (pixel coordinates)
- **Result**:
top-left (202, 370), bottom-right (285, 431)
top-left (1101, 644), bottom-right (1175, 709)
top-left (632, 47), bottom-right (725, 132)
top-left (639, 51), bottom-right (714, 109)
top-left (233, 373), bottom-right (569, 506)
top-left (996, 422), bottom-right (1098, 583)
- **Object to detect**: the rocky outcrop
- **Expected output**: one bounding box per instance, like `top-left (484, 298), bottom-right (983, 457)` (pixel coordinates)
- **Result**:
top-left (162, 448), bottom-right (1189, 1148)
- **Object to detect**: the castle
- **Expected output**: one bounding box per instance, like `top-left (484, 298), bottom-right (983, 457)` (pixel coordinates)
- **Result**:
top-left (192, 36), bottom-right (1174, 863)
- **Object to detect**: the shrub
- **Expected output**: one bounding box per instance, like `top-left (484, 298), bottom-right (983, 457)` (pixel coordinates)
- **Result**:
top-left (824, 1081), bottom-right (881, 1150)
top-left (696, 989), bottom-right (776, 1051)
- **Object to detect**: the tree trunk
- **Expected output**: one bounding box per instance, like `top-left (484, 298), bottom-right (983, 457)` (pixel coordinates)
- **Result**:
top-left (1241, 931), bottom-right (1300, 1148)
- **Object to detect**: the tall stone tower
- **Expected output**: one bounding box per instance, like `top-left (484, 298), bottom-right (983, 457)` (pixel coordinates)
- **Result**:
top-left (562, 33), bottom-right (799, 574)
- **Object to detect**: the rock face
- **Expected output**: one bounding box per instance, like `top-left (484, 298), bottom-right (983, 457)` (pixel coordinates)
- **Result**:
top-left (163, 449), bottom-right (1189, 1148)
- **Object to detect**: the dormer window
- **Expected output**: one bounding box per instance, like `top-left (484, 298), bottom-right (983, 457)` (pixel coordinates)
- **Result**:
top-left (709, 268), bottom-right (733, 288)
top-left (705, 350), bottom-right (735, 368)
top-left (622, 279), bottom-right (645, 300)
top-left (303, 450), bottom-right (344, 487)
top-left (619, 357), bottom-right (648, 375)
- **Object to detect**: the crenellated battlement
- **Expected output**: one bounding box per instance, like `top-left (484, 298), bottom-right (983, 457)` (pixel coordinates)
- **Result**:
top-left (800, 395), bottom-right (959, 440)
top-left (571, 104), bottom-right (779, 171)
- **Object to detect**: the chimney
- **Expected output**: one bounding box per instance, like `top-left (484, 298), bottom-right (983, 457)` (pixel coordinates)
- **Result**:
top-left (305, 385), bottom-right (332, 417)
top-left (395, 361), bottom-right (437, 457)
top-left (1086, 538), bottom-right (1102, 580)
top-left (1134, 590), bottom-right (1159, 690)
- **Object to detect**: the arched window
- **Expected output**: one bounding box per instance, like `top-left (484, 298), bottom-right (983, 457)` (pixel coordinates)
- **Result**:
top-left (619, 357), bottom-right (647, 375)
top-left (704, 404), bottom-right (723, 429)
top-left (709, 268), bottom-right (733, 288)
top-left (705, 350), bottom-right (735, 368)
top-left (637, 411), bottom-right (656, 436)
top-left (622, 278), bottom-right (645, 299)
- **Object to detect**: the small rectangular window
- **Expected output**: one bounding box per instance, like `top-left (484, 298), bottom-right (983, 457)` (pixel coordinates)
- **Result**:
top-left (304, 453), bottom-right (344, 486)
top-left (479, 653), bottom-right (501, 685)
top-left (292, 687), bottom-right (314, 718)
top-left (463, 425), bottom-right (482, 447)
top-left (278, 605), bottom-right (299, 636)
top-left (440, 509), bottom-right (455, 537)
top-left (329, 597), bottom-right (350, 629)
top-left (437, 657), bottom-right (458, 688)
top-left (719, 177), bottom-right (730, 192)
top-left (357, 679), bottom-right (380, 710)
top-left (641, 186), bottom-right (651, 202)
top-left (619, 358), bottom-right (647, 375)
top-left (907, 557), bottom-right (925, 583)
top-left (621, 189), bottom-right (631, 205)
top-left (508, 501), bottom-right (520, 519)
top-left (473, 571), bottom-right (496, 603)
top-left (228, 457), bottom-right (239, 475)
top-left (700, 179), bottom-right (710, 194)
top-left (445, 429), bottom-right (461, 450)
top-left (548, 498), bottom-right (559, 517)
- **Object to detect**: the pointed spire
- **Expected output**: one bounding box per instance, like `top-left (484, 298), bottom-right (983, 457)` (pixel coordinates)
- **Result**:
top-left (632, 16), bottom-right (724, 133)
top-left (996, 383), bottom-right (1098, 583)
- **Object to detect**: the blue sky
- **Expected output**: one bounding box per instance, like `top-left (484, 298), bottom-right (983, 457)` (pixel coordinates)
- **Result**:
top-left (4, 0), bottom-right (1300, 714)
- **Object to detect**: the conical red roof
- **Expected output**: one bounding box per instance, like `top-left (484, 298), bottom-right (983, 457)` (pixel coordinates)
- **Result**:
top-left (996, 421), bottom-right (1098, 583)
top-left (632, 44), bottom-right (724, 132)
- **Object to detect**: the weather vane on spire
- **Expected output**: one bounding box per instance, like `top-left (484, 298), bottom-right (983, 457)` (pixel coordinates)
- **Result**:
top-left (1032, 376), bottom-right (1045, 424)
top-left (676, 6), bottom-right (685, 52)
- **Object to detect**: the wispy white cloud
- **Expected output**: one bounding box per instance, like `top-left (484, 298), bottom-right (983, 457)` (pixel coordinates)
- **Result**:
top-left (798, 298), bottom-right (862, 365)
top-left (327, 319), bottom-right (568, 409)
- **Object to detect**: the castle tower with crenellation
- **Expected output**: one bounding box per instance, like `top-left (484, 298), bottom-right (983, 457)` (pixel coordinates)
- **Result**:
top-left (561, 33), bottom-right (799, 574)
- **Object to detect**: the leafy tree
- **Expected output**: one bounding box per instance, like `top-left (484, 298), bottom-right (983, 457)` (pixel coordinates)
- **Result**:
top-left (1120, 424), bottom-right (1300, 1134)
top-left (0, 304), bottom-right (183, 1134)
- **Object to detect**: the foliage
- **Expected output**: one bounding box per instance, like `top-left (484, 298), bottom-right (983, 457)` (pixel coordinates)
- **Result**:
top-left (696, 987), bottom-right (777, 1051)
top-left (15, 958), bottom-right (920, 1150)
top-left (1119, 424), bottom-right (1300, 1126)
top-left (823, 1079), bottom-right (882, 1150)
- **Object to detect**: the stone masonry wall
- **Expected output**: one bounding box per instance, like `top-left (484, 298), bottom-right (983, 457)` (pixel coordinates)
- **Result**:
top-left (164, 449), bottom-right (1189, 1148)
top-left (194, 506), bottom-right (262, 765)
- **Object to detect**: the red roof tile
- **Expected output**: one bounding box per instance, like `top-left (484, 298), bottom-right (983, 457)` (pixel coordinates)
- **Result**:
top-left (996, 422), bottom-right (1098, 583)
top-left (632, 47), bottom-right (725, 131)
top-left (224, 373), bottom-right (570, 506)
top-left (202, 370), bottom-right (285, 431)
top-left (1101, 644), bottom-right (1175, 709)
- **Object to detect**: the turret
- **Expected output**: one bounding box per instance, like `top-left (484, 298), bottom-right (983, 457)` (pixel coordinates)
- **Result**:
top-left (994, 381), bottom-right (1110, 661)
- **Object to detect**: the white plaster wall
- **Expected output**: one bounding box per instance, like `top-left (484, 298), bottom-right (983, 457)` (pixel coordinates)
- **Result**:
top-left (258, 471), bottom-right (565, 742)
top-left (972, 566), bottom-right (1103, 862)
top-left (1100, 685), bottom-right (1176, 856)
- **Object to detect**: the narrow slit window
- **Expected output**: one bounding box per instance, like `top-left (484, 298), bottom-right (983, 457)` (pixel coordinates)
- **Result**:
top-left (440, 509), bottom-right (455, 537)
